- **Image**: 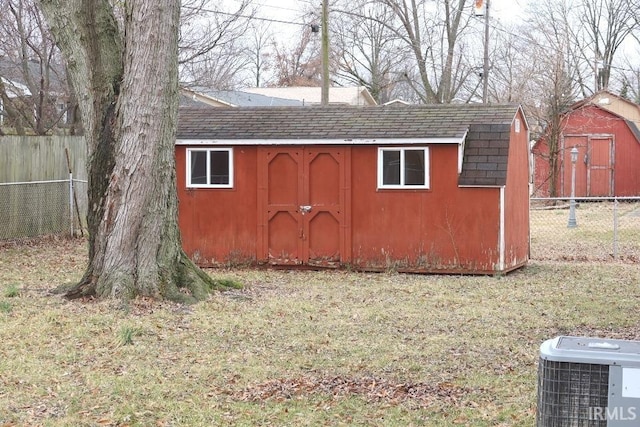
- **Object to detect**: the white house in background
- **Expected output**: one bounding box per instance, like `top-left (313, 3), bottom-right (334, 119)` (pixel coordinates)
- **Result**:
top-left (1, 77), bottom-right (31, 97)
top-left (1, 59), bottom-right (72, 131)
top-left (0, 77), bottom-right (31, 126)
top-left (242, 86), bottom-right (378, 106)
top-left (179, 87), bottom-right (304, 108)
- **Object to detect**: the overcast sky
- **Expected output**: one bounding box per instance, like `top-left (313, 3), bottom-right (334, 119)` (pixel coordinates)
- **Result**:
top-left (247, 0), bottom-right (530, 40)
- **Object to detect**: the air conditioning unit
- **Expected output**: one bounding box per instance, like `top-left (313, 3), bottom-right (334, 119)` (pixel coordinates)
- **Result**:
top-left (537, 336), bottom-right (640, 426)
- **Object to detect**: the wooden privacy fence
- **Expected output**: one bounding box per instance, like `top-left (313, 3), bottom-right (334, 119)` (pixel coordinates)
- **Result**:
top-left (0, 135), bottom-right (86, 182)
top-left (0, 136), bottom-right (87, 239)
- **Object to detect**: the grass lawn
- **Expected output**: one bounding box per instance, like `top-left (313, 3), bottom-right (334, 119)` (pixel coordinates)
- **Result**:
top-left (1, 237), bottom-right (639, 426)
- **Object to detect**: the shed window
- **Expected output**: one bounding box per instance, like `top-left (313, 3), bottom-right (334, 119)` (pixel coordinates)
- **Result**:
top-left (378, 147), bottom-right (429, 189)
top-left (187, 148), bottom-right (233, 188)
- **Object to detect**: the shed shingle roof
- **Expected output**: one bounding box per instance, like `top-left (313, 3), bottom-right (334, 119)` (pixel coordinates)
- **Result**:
top-left (458, 123), bottom-right (512, 187)
top-left (177, 104), bottom-right (520, 141)
top-left (177, 104), bottom-right (522, 187)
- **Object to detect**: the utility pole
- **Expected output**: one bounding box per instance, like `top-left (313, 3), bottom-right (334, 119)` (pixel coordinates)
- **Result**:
top-left (482, 0), bottom-right (490, 103)
top-left (321, 0), bottom-right (329, 106)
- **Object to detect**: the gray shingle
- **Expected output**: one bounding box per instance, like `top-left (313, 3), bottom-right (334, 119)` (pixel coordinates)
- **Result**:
top-left (458, 123), bottom-right (512, 186)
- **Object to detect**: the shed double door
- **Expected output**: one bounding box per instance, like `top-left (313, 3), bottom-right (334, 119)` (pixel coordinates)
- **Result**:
top-left (258, 147), bottom-right (350, 266)
top-left (563, 135), bottom-right (614, 197)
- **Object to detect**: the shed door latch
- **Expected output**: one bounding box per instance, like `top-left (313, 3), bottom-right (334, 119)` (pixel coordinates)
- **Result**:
top-left (299, 205), bottom-right (312, 215)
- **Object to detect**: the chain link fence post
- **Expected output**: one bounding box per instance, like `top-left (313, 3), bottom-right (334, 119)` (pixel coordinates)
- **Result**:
top-left (613, 197), bottom-right (618, 259)
top-left (69, 173), bottom-right (74, 237)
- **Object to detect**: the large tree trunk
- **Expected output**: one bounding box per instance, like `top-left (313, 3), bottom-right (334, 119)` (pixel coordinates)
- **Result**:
top-left (39, 0), bottom-right (227, 302)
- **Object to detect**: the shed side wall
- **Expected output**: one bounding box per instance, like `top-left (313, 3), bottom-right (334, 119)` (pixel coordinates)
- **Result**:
top-left (176, 145), bottom-right (258, 266)
top-left (503, 109), bottom-right (530, 269)
top-left (177, 143), bottom-right (507, 273)
top-left (349, 144), bottom-right (502, 272)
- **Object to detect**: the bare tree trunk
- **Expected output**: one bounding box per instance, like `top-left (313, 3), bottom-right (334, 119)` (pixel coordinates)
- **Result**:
top-left (39, 0), bottom-right (227, 302)
top-left (547, 120), bottom-right (561, 198)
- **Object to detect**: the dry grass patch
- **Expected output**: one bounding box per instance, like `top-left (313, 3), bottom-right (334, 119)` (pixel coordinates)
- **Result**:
top-left (1, 238), bottom-right (640, 426)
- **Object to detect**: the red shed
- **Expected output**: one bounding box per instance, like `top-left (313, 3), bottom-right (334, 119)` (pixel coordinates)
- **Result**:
top-left (532, 94), bottom-right (640, 197)
top-left (176, 104), bottom-right (530, 274)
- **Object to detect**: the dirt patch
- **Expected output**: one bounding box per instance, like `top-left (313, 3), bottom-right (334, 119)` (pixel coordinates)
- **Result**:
top-left (227, 374), bottom-right (472, 409)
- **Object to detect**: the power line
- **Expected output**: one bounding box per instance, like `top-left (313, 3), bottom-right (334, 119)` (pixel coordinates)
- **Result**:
top-left (250, 1), bottom-right (303, 14)
top-left (181, 5), bottom-right (307, 27)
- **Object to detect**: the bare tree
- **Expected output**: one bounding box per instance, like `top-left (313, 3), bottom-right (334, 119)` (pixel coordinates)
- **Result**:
top-left (490, 0), bottom-right (638, 102)
top-left (181, 36), bottom-right (252, 89)
top-left (37, 0), bottom-right (231, 301)
top-left (499, 0), bottom-right (640, 197)
top-left (0, 76), bottom-right (26, 134)
top-left (271, 25), bottom-right (322, 87)
top-left (535, 53), bottom-right (576, 198)
top-left (580, 0), bottom-right (638, 92)
top-left (488, 20), bottom-right (554, 106)
top-left (379, 0), bottom-right (477, 103)
top-left (332, 0), bottom-right (407, 103)
top-left (618, 55), bottom-right (640, 103)
top-left (244, 22), bottom-right (274, 88)
top-left (523, 0), bottom-right (578, 197)
top-left (0, 0), bottom-right (74, 134)
top-left (179, 0), bottom-right (255, 88)
top-left (538, 0), bottom-right (640, 95)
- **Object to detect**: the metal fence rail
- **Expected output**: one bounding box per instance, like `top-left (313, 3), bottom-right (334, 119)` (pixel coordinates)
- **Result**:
top-left (0, 178), bottom-right (87, 240)
top-left (530, 197), bottom-right (640, 262)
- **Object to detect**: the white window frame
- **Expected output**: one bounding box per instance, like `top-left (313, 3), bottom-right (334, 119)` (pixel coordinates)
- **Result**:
top-left (377, 147), bottom-right (430, 189)
top-left (186, 147), bottom-right (234, 188)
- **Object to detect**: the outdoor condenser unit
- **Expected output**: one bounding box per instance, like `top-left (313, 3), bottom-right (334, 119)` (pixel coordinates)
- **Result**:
top-left (537, 336), bottom-right (640, 426)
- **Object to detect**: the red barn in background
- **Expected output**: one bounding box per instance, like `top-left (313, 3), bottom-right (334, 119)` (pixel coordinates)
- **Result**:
top-left (175, 104), bottom-right (530, 274)
top-left (532, 92), bottom-right (640, 197)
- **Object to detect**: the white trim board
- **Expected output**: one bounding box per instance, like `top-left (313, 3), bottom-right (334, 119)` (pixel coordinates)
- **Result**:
top-left (176, 137), bottom-right (464, 146)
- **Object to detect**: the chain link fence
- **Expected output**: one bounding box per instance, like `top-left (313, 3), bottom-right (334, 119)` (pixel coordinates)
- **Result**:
top-left (0, 177), bottom-right (87, 240)
top-left (530, 197), bottom-right (640, 262)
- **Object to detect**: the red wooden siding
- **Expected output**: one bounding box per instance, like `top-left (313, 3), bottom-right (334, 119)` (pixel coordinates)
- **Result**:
top-left (588, 137), bottom-right (614, 196)
top-left (349, 144), bottom-right (502, 272)
top-left (561, 136), bottom-right (589, 197)
top-left (503, 109), bottom-right (530, 270)
top-left (177, 137), bottom-right (528, 273)
top-left (532, 138), bottom-right (551, 197)
top-left (176, 147), bottom-right (259, 265)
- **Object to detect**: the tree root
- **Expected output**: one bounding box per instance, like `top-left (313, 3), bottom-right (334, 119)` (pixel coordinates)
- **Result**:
top-left (60, 252), bottom-right (242, 304)
top-left (63, 276), bottom-right (97, 300)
